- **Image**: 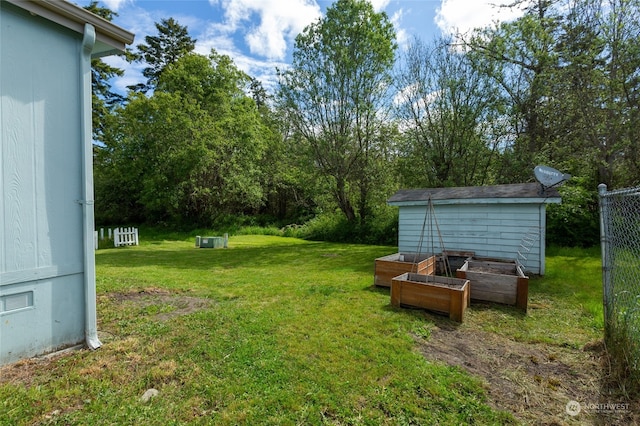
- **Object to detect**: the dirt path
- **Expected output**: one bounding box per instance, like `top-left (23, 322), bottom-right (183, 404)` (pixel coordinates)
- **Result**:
top-left (415, 320), bottom-right (638, 425)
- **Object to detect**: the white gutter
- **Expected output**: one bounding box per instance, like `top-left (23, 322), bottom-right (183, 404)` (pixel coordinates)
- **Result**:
top-left (6, 0), bottom-right (134, 57)
top-left (80, 24), bottom-right (101, 350)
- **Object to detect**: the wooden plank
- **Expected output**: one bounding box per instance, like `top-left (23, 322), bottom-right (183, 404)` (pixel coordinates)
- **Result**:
top-left (449, 288), bottom-right (463, 322)
top-left (467, 260), bottom-right (517, 273)
top-left (465, 270), bottom-right (517, 304)
top-left (469, 277), bottom-right (516, 292)
top-left (390, 275), bottom-right (403, 307)
top-left (516, 277), bottom-right (529, 312)
top-left (401, 282), bottom-right (450, 312)
top-left (465, 271), bottom-right (517, 286)
top-left (471, 288), bottom-right (517, 305)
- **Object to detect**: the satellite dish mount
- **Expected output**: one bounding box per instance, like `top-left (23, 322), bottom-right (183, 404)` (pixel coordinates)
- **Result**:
top-left (534, 165), bottom-right (571, 195)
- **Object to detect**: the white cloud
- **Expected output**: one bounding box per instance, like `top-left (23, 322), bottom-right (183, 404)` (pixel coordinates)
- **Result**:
top-left (99, 4), bottom-right (155, 47)
top-left (390, 9), bottom-right (409, 48)
top-left (370, 0), bottom-right (390, 11)
top-left (195, 0), bottom-right (323, 94)
top-left (196, 29), bottom-right (287, 94)
top-left (101, 0), bottom-right (128, 12)
top-left (208, 0), bottom-right (321, 60)
top-left (435, 0), bottom-right (527, 36)
top-left (393, 82), bottom-right (441, 111)
top-left (100, 54), bottom-right (145, 94)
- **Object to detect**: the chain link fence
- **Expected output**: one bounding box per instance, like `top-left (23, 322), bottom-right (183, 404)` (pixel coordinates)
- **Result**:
top-left (598, 184), bottom-right (640, 388)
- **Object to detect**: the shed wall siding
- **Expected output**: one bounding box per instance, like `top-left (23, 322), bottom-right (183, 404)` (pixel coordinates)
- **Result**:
top-left (398, 203), bottom-right (545, 274)
top-left (1, 4), bottom-right (86, 363)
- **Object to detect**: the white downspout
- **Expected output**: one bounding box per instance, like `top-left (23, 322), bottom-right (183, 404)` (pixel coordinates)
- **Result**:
top-left (80, 24), bottom-right (101, 350)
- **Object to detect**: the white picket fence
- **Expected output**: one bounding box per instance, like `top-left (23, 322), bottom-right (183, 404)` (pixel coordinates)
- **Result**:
top-left (114, 227), bottom-right (139, 247)
top-left (94, 227), bottom-right (139, 249)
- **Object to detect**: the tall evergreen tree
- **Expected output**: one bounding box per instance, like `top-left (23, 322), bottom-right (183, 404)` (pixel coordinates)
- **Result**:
top-left (463, 0), bottom-right (640, 188)
top-left (131, 18), bottom-right (196, 92)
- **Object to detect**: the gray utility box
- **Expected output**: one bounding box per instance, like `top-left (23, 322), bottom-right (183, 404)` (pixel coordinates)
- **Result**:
top-left (195, 235), bottom-right (227, 248)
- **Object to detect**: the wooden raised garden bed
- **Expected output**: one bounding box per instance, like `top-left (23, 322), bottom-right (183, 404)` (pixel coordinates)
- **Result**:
top-left (390, 273), bottom-right (470, 322)
top-left (456, 257), bottom-right (529, 312)
top-left (374, 253), bottom-right (436, 287)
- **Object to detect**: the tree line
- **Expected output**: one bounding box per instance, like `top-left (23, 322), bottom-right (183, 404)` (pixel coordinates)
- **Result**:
top-left (88, 0), bottom-right (640, 247)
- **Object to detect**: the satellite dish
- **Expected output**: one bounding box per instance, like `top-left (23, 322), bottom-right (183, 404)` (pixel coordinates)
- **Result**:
top-left (534, 165), bottom-right (571, 194)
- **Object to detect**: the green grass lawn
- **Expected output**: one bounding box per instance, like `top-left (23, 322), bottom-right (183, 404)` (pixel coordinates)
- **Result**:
top-left (0, 235), bottom-right (605, 425)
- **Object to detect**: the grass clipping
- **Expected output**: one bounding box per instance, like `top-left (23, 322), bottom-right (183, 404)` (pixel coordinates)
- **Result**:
top-left (414, 312), bottom-right (638, 425)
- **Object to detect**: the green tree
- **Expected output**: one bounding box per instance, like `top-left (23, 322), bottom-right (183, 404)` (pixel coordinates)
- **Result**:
top-left (131, 18), bottom-right (196, 93)
top-left (464, 0), bottom-right (563, 182)
top-left (96, 52), bottom-right (271, 226)
top-left (552, 0), bottom-right (640, 187)
top-left (246, 79), bottom-right (315, 222)
top-left (395, 37), bottom-right (506, 188)
top-left (161, 52), bottom-right (270, 219)
top-left (278, 0), bottom-right (397, 224)
top-left (464, 0), bottom-right (640, 188)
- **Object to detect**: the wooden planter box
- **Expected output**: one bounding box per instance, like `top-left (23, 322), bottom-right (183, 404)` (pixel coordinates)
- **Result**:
top-left (456, 257), bottom-right (529, 312)
top-left (374, 253), bottom-right (436, 287)
top-left (391, 273), bottom-right (470, 322)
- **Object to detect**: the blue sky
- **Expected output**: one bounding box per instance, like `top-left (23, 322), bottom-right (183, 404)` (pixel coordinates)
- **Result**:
top-left (73, 0), bottom-right (527, 94)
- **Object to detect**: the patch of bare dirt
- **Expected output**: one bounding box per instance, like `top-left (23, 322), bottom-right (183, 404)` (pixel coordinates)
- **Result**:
top-left (0, 356), bottom-right (56, 386)
top-left (106, 287), bottom-right (212, 321)
top-left (416, 320), bottom-right (639, 425)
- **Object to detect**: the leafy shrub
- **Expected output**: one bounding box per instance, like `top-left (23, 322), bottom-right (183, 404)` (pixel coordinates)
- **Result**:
top-left (236, 225), bottom-right (283, 236)
top-left (288, 209), bottom-right (398, 245)
top-left (546, 180), bottom-right (600, 247)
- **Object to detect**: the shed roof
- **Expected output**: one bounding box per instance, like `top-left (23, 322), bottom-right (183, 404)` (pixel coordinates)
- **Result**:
top-left (6, 0), bottom-right (134, 57)
top-left (388, 183), bottom-right (561, 206)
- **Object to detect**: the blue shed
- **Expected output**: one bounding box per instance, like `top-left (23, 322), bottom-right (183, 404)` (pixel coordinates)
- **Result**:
top-left (387, 183), bottom-right (561, 275)
top-left (1, 0), bottom-right (133, 364)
